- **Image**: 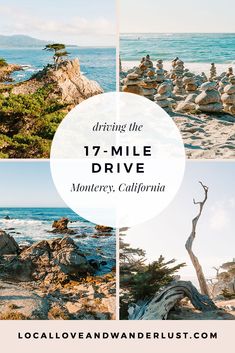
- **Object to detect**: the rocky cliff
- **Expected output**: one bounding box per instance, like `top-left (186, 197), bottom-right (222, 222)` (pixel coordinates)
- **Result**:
top-left (0, 63), bottom-right (22, 83)
top-left (11, 58), bottom-right (103, 105)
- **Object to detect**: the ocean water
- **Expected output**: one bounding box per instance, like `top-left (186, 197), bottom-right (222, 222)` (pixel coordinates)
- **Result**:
top-left (0, 47), bottom-right (116, 92)
top-left (120, 33), bottom-right (235, 64)
top-left (0, 207), bottom-right (116, 275)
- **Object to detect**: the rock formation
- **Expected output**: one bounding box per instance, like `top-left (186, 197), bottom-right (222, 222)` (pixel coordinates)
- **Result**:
top-left (0, 63), bottom-right (23, 83)
top-left (195, 81), bottom-right (223, 113)
top-left (51, 217), bottom-right (75, 234)
top-left (95, 225), bottom-right (113, 233)
top-left (11, 59), bottom-right (103, 105)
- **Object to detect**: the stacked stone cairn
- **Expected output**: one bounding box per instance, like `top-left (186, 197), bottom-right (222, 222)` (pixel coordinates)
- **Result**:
top-left (143, 55), bottom-right (154, 69)
top-left (200, 72), bottom-right (208, 83)
top-left (195, 81), bottom-right (223, 113)
top-left (155, 59), bottom-right (165, 83)
top-left (218, 76), bottom-right (229, 94)
top-left (139, 69), bottom-right (157, 100)
top-left (170, 58), bottom-right (185, 79)
top-left (173, 77), bottom-right (186, 96)
top-left (209, 63), bottom-right (217, 80)
top-left (221, 75), bottom-right (235, 115)
top-left (226, 67), bottom-right (233, 78)
top-left (122, 72), bottom-right (143, 95)
top-left (154, 83), bottom-right (172, 111)
top-left (183, 74), bottom-right (198, 94)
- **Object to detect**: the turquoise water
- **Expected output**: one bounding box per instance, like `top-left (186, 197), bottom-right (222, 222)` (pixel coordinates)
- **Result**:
top-left (0, 207), bottom-right (115, 275)
top-left (120, 33), bottom-right (235, 64)
top-left (0, 47), bottom-right (116, 92)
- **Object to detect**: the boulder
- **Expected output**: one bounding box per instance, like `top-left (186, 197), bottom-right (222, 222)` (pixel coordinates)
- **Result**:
top-left (51, 217), bottom-right (75, 234)
top-left (0, 230), bottom-right (19, 255)
top-left (95, 225), bottom-right (113, 233)
top-left (195, 89), bottom-right (221, 105)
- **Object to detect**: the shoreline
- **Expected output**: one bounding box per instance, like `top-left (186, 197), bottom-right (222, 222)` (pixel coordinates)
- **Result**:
top-left (121, 60), bottom-right (234, 76)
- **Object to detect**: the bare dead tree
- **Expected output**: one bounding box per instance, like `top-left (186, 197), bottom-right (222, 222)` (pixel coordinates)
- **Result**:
top-left (128, 281), bottom-right (217, 320)
top-left (213, 266), bottom-right (221, 278)
top-left (185, 181), bottom-right (210, 297)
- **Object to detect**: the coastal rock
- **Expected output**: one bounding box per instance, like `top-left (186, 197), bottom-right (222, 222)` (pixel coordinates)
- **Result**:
top-left (51, 217), bottom-right (75, 234)
top-left (95, 225), bottom-right (113, 233)
top-left (0, 63), bottom-right (23, 83)
top-left (19, 236), bottom-right (94, 281)
top-left (0, 230), bottom-right (19, 255)
top-left (11, 58), bottom-right (103, 105)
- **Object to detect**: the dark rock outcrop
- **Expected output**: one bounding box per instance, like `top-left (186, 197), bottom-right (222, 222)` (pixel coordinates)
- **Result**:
top-left (51, 217), bottom-right (75, 234)
top-left (0, 230), bottom-right (20, 255)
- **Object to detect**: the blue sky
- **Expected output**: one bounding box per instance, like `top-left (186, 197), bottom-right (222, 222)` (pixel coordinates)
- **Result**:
top-left (0, 161), bottom-right (65, 207)
top-left (0, 0), bottom-right (116, 46)
top-left (120, 0), bottom-right (235, 33)
top-left (125, 161), bottom-right (235, 282)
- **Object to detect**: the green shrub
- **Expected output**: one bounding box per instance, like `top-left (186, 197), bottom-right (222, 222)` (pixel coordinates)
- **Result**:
top-left (0, 86), bottom-right (67, 158)
top-left (0, 58), bottom-right (7, 67)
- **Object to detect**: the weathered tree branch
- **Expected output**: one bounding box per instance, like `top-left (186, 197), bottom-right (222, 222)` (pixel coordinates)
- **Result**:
top-left (128, 280), bottom-right (217, 320)
top-left (185, 181), bottom-right (210, 296)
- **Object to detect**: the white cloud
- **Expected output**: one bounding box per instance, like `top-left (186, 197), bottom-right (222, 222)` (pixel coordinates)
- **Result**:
top-left (0, 5), bottom-right (115, 44)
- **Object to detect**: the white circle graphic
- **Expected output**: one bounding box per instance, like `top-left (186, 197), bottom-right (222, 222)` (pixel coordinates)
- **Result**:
top-left (50, 92), bottom-right (185, 227)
